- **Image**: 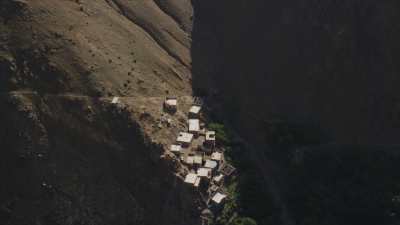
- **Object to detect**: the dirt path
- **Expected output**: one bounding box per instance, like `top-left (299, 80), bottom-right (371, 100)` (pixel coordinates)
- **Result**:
top-left (3, 90), bottom-right (193, 100)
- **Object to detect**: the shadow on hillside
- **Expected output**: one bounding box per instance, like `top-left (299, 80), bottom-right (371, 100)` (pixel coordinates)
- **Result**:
top-left (190, 0), bottom-right (400, 145)
top-left (189, 1), bottom-right (400, 225)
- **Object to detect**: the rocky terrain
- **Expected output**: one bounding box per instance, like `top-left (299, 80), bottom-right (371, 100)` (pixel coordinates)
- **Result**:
top-left (0, 0), bottom-right (200, 224)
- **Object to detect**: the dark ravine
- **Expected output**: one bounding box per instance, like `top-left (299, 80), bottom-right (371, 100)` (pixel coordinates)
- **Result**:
top-left (191, 1), bottom-right (400, 225)
top-left (191, 0), bottom-right (400, 145)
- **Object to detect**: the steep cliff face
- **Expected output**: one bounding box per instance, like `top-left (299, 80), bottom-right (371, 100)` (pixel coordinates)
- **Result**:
top-left (192, 0), bottom-right (400, 145)
top-left (0, 0), bottom-right (201, 225)
top-left (190, 1), bottom-right (400, 225)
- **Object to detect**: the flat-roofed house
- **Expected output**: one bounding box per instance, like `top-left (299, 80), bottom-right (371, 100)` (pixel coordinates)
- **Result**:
top-left (177, 132), bottom-right (194, 147)
top-left (184, 173), bottom-right (201, 187)
top-left (164, 97), bottom-right (177, 113)
top-left (185, 156), bottom-right (195, 165)
top-left (188, 119), bottom-right (200, 134)
top-left (205, 131), bottom-right (216, 148)
top-left (189, 105), bottom-right (201, 118)
top-left (111, 97), bottom-right (120, 104)
top-left (170, 144), bottom-right (182, 154)
top-left (211, 152), bottom-right (223, 162)
top-left (204, 160), bottom-right (218, 170)
top-left (211, 192), bottom-right (227, 205)
top-left (185, 173), bottom-right (197, 184)
top-left (213, 174), bottom-right (224, 184)
top-left (193, 155), bottom-right (203, 166)
top-left (197, 167), bottom-right (212, 179)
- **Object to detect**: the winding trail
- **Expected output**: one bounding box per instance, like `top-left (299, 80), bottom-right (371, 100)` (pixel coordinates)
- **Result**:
top-left (3, 90), bottom-right (193, 100)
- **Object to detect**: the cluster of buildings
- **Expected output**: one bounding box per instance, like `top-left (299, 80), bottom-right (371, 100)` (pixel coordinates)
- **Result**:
top-left (164, 97), bottom-right (236, 215)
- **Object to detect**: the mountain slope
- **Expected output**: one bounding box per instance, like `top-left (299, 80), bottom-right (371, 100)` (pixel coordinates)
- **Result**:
top-left (0, 1), bottom-right (200, 225)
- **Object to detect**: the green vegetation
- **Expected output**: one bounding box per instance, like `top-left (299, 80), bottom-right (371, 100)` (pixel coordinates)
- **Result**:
top-left (216, 181), bottom-right (239, 225)
top-left (210, 122), bottom-right (278, 225)
top-left (231, 217), bottom-right (258, 225)
top-left (208, 123), bottom-right (232, 146)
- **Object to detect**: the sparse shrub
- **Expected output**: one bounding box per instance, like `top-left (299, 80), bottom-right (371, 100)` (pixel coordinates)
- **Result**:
top-left (231, 217), bottom-right (258, 225)
top-left (208, 123), bottom-right (231, 146)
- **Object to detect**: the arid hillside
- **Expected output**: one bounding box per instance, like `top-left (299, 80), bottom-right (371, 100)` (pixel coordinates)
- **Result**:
top-left (1, 0), bottom-right (193, 96)
top-left (0, 0), bottom-right (201, 225)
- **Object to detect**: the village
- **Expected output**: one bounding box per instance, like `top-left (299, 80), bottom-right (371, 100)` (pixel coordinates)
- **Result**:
top-left (164, 96), bottom-right (236, 223)
top-left (110, 95), bottom-right (237, 224)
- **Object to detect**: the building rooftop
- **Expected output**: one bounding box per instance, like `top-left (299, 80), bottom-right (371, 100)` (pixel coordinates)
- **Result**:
top-left (188, 119), bottom-right (200, 132)
top-left (165, 97), bottom-right (177, 106)
top-left (189, 105), bottom-right (201, 114)
top-left (170, 144), bottom-right (182, 153)
top-left (204, 160), bottom-right (218, 169)
top-left (212, 192), bottom-right (227, 204)
top-left (177, 132), bottom-right (194, 143)
top-left (193, 155), bottom-right (203, 165)
top-left (206, 131), bottom-right (216, 141)
top-left (185, 156), bottom-right (195, 165)
top-left (111, 97), bottom-right (119, 104)
top-left (213, 174), bottom-right (224, 183)
top-left (197, 167), bottom-right (212, 178)
top-left (211, 152), bottom-right (223, 161)
top-left (184, 173), bottom-right (198, 184)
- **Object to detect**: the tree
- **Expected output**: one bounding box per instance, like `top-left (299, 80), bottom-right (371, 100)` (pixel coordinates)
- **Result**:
top-left (231, 217), bottom-right (258, 225)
